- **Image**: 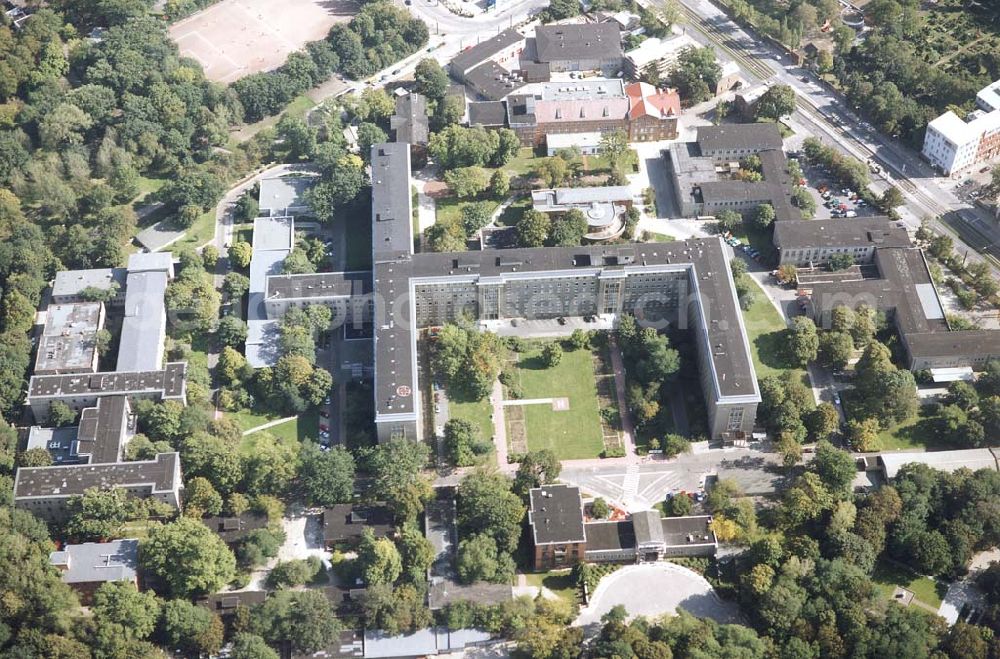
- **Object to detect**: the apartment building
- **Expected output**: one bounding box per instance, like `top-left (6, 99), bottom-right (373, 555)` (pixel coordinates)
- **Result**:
top-left (34, 302), bottom-right (105, 376)
top-left (922, 78), bottom-right (1000, 176)
top-left (772, 218), bottom-right (910, 266)
top-left (533, 23), bottom-right (623, 75)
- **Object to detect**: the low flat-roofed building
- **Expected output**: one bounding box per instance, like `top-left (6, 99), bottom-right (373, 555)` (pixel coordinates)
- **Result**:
top-left (534, 23), bottom-right (623, 75)
top-left (363, 627), bottom-right (492, 658)
top-left (773, 218), bottom-right (910, 265)
top-left (14, 452), bottom-right (182, 522)
top-left (696, 123), bottom-right (783, 157)
top-left (623, 33), bottom-right (700, 80)
top-left (546, 130), bottom-right (603, 155)
top-left (117, 269), bottom-right (168, 373)
top-left (27, 361), bottom-right (187, 422)
top-left (201, 514), bottom-right (269, 546)
top-left (531, 185), bottom-right (631, 240)
top-left (264, 271), bottom-right (372, 323)
top-left (877, 448), bottom-right (1000, 479)
top-left (246, 215), bottom-right (295, 368)
top-left (52, 267), bottom-right (127, 305)
top-left (584, 513), bottom-right (718, 563)
top-left (35, 302), bottom-right (105, 375)
top-left (197, 590), bottom-right (268, 617)
top-left (258, 175), bottom-right (317, 216)
top-left (468, 101), bottom-right (508, 128)
top-left (529, 484), bottom-right (586, 569)
top-left (323, 503), bottom-right (395, 546)
top-left (50, 539), bottom-right (139, 605)
top-left (26, 426), bottom-right (82, 465)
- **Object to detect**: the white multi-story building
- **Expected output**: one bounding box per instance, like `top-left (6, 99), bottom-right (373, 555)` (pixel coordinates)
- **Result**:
top-left (922, 78), bottom-right (1000, 176)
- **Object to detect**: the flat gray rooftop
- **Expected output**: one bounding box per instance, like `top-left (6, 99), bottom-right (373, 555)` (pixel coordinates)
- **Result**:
top-left (258, 175), bottom-right (317, 214)
top-left (50, 539), bottom-right (139, 584)
top-left (14, 452), bottom-right (178, 499)
top-left (534, 23), bottom-right (622, 64)
top-left (538, 78), bottom-right (625, 101)
top-left (35, 302), bottom-right (103, 374)
top-left (52, 268), bottom-right (126, 300)
top-left (28, 362), bottom-right (187, 399)
top-left (450, 27), bottom-right (523, 75)
top-left (117, 270), bottom-right (167, 373)
top-left (266, 271), bottom-right (371, 301)
top-left (773, 217), bottom-right (908, 250)
top-left (696, 123), bottom-right (783, 153)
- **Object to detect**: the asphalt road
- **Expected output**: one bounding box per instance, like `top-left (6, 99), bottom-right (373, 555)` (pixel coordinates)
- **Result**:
top-left (666, 0), bottom-right (1000, 274)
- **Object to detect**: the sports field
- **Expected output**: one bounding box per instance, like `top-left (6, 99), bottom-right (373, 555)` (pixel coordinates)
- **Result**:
top-left (169, 0), bottom-right (356, 83)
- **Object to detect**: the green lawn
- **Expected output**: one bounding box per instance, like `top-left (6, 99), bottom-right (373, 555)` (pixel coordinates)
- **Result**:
top-left (135, 176), bottom-right (166, 202)
top-left (646, 232), bottom-right (677, 243)
top-left (448, 394), bottom-right (494, 441)
top-left (502, 147), bottom-right (542, 178)
top-left (512, 343), bottom-right (605, 459)
top-left (872, 560), bottom-right (947, 609)
top-left (740, 279), bottom-right (806, 383)
top-left (840, 398), bottom-right (944, 451)
top-left (233, 223), bottom-right (253, 245)
top-left (523, 569), bottom-right (577, 604)
top-left (232, 94), bottom-right (316, 143)
top-left (231, 408), bottom-right (320, 444)
top-left (435, 197), bottom-right (500, 227)
top-left (170, 207), bottom-right (216, 254)
top-left (497, 196), bottom-right (532, 227)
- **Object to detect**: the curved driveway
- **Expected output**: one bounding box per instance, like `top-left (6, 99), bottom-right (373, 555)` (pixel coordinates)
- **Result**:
top-left (573, 563), bottom-right (741, 633)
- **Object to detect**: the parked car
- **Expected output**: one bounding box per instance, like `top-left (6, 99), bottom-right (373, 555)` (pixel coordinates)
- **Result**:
top-left (845, 210), bottom-right (857, 218)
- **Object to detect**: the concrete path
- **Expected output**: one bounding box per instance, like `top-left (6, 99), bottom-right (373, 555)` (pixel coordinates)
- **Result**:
top-left (490, 380), bottom-right (510, 470)
top-left (500, 397), bottom-right (568, 409)
top-left (241, 416), bottom-right (297, 436)
top-left (607, 334), bottom-right (637, 461)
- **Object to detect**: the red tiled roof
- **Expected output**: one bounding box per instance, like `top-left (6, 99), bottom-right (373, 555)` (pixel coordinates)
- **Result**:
top-left (625, 81), bottom-right (681, 120)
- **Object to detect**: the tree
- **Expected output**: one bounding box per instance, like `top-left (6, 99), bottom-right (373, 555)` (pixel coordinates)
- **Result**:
top-left (513, 449), bottom-right (562, 496)
top-left (457, 470), bottom-right (525, 553)
top-left (716, 209), bottom-right (741, 232)
top-left (791, 187), bottom-right (816, 217)
top-left (807, 402), bottom-right (840, 442)
top-left (217, 315), bottom-right (248, 349)
top-left (457, 533), bottom-right (513, 583)
top-left (397, 524), bottom-right (435, 584)
top-left (670, 46), bottom-right (722, 105)
top-left (751, 203), bottom-right (776, 229)
top-left (444, 418), bottom-right (489, 467)
top-left (48, 400), bottom-right (76, 427)
top-left (818, 330), bottom-right (853, 370)
top-left (666, 492), bottom-right (693, 516)
top-left (591, 497), bottom-right (610, 519)
top-left (368, 439), bottom-right (433, 523)
top-left (600, 129), bottom-right (632, 177)
top-left (534, 156), bottom-right (569, 187)
top-left (237, 528), bottom-right (284, 568)
top-left (361, 583), bottom-right (432, 635)
top-left (776, 431), bottom-right (803, 467)
top-left (755, 84), bottom-right (796, 120)
top-left (184, 476), bottom-right (224, 516)
top-left (159, 599), bottom-right (224, 656)
top-left (429, 124), bottom-right (498, 169)
top-left (445, 166), bottom-right (490, 199)
top-left (461, 201), bottom-right (495, 237)
top-left (946, 380), bottom-right (979, 411)
top-left (424, 221), bottom-right (467, 252)
top-left (229, 241), bottom-right (253, 269)
top-left (549, 209), bottom-right (588, 246)
top-left (141, 517), bottom-right (237, 598)
top-left (827, 252), bottom-right (854, 271)
top-left (231, 633), bottom-right (279, 659)
top-left (223, 271), bottom-right (250, 300)
top-left (541, 342), bottom-right (563, 367)
top-left (414, 59), bottom-right (449, 99)
top-left (492, 129), bottom-right (521, 167)
top-left (881, 186), bottom-right (904, 210)
top-left (242, 432), bottom-right (299, 496)
top-left (92, 581), bottom-right (160, 643)
top-left (848, 417), bottom-right (881, 452)
top-left (489, 169), bottom-right (510, 199)
top-left (298, 444), bottom-right (355, 507)
top-left (517, 209), bottom-right (551, 247)
top-left (251, 590), bottom-right (341, 655)
top-left (812, 440), bottom-right (855, 496)
top-left (358, 122), bottom-right (389, 159)
top-left (788, 316), bottom-right (818, 366)
top-left (267, 557), bottom-right (323, 589)
top-left (65, 487), bottom-right (130, 541)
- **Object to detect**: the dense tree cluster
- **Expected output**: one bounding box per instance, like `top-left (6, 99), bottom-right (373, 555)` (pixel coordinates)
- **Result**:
top-left (455, 470), bottom-right (524, 585)
top-left (233, 2), bottom-right (427, 121)
top-left (432, 323), bottom-right (506, 401)
top-left (428, 124), bottom-right (520, 170)
top-left (669, 46), bottom-right (723, 105)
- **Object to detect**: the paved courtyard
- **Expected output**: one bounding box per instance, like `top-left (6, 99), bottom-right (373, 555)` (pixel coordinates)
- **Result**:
top-left (574, 563), bottom-right (741, 633)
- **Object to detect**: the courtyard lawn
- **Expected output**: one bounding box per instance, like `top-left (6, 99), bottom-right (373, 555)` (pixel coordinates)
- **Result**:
top-left (231, 407), bottom-right (320, 444)
top-left (512, 344), bottom-right (605, 460)
top-left (740, 279), bottom-right (806, 383)
top-left (497, 196), bottom-right (532, 227)
top-left (840, 397), bottom-right (944, 451)
top-left (502, 147), bottom-right (542, 178)
top-left (646, 232), bottom-right (676, 243)
top-left (170, 207), bottom-right (216, 253)
top-left (434, 197), bottom-right (500, 227)
top-left (872, 560), bottom-right (947, 609)
top-left (523, 569), bottom-right (577, 604)
top-left (233, 223), bottom-right (253, 245)
top-left (448, 394), bottom-right (495, 441)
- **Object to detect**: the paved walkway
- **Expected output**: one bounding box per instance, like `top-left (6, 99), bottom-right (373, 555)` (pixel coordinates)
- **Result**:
top-left (490, 380), bottom-right (510, 470)
top-left (500, 397), bottom-right (568, 409)
top-left (607, 334), bottom-right (638, 461)
top-left (241, 416), bottom-right (297, 436)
